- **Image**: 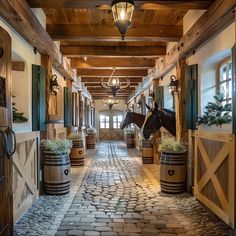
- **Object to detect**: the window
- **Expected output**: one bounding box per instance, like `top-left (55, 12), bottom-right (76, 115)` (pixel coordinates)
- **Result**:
top-left (100, 115), bottom-right (109, 129)
top-left (113, 115), bottom-right (123, 129)
top-left (218, 59), bottom-right (232, 104)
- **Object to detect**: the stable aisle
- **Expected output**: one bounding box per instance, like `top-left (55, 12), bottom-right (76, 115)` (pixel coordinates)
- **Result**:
top-left (14, 142), bottom-right (232, 236)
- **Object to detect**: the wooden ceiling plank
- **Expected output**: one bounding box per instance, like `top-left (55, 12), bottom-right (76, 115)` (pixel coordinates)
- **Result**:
top-left (27, 0), bottom-right (212, 10)
top-left (71, 58), bottom-right (155, 69)
top-left (47, 24), bottom-right (182, 42)
top-left (61, 46), bottom-right (166, 57)
top-left (78, 69), bottom-right (148, 77)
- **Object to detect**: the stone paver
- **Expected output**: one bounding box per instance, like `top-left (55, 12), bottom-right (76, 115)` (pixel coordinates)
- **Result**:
top-left (14, 142), bottom-right (233, 236)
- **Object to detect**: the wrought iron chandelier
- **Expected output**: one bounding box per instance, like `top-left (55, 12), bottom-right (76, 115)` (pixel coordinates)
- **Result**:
top-left (111, 0), bottom-right (135, 40)
top-left (100, 69), bottom-right (130, 97)
top-left (103, 98), bottom-right (120, 110)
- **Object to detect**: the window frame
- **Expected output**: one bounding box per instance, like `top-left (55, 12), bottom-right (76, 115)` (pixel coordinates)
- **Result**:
top-left (99, 114), bottom-right (110, 129)
top-left (217, 57), bottom-right (232, 104)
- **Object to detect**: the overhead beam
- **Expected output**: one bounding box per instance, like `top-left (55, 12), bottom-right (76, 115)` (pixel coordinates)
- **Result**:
top-left (47, 24), bottom-right (182, 42)
top-left (84, 82), bottom-right (139, 87)
top-left (61, 46), bottom-right (166, 57)
top-left (78, 69), bottom-right (148, 77)
top-left (27, 0), bottom-right (212, 10)
top-left (81, 77), bottom-right (142, 82)
top-left (153, 0), bottom-right (236, 81)
top-left (71, 58), bottom-right (155, 69)
top-left (88, 88), bottom-right (135, 92)
top-left (0, 0), bottom-right (72, 80)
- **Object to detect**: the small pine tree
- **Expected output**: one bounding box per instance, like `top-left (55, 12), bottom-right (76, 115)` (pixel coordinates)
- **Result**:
top-left (197, 91), bottom-right (232, 126)
top-left (12, 96), bottom-right (28, 123)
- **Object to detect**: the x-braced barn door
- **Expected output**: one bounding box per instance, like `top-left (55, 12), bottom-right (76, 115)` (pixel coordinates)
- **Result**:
top-left (0, 27), bottom-right (16, 235)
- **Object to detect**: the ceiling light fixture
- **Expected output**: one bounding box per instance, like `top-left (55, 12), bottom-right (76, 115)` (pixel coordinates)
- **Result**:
top-left (111, 0), bottom-right (135, 40)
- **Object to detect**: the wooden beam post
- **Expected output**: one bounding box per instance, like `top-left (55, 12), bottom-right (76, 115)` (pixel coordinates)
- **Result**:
top-left (78, 91), bottom-right (83, 132)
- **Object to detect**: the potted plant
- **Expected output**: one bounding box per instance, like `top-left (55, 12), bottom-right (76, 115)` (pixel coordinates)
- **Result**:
top-left (158, 136), bottom-right (187, 194)
top-left (86, 127), bottom-right (96, 149)
top-left (197, 91), bottom-right (232, 131)
top-left (41, 139), bottom-right (72, 195)
top-left (67, 132), bottom-right (85, 166)
top-left (126, 126), bottom-right (135, 148)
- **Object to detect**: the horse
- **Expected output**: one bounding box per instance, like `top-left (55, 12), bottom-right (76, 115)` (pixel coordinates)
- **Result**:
top-left (141, 103), bottom-right (176, 139)
top-left (120, 111), bottom-right (146, 129)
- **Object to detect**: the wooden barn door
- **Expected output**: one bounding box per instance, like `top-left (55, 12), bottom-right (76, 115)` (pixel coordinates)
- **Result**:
top-left (0, 27), bottom-right (14, 235)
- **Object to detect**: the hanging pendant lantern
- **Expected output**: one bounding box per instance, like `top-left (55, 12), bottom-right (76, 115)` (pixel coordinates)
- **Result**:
top-left (111, 0), bottom-right (135, 40)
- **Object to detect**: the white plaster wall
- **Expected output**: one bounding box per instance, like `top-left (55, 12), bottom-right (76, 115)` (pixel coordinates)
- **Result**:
top-left (0, 18), bottom-right (41, 133)
top-left (94, 99), bottom-right (127, 140)
top-left (187, 23), bottom-right (235, 112)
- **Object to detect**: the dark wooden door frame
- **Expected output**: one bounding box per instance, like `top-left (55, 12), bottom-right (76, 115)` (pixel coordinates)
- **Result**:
top-left (0, 26), bottom-right (13, 236)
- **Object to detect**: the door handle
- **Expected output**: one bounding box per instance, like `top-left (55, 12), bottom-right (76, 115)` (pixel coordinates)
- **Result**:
top-left (0, 127), bottom-right (16, 158)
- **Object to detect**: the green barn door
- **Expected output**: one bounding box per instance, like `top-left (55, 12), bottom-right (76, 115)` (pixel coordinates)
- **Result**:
top-left (185, 64), bottom-right (198, 130)
top-left (32, 65), bottom-right (46, 131)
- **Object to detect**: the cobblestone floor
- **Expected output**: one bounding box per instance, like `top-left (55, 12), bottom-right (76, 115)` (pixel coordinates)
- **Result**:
top-left (14, 141), bottom-right (233, 236)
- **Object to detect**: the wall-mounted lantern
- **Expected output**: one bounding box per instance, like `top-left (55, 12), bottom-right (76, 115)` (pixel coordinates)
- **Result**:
top-left (50, 75), bottom-right (60, 96)
top-left (168, 75), bottom-right (178, 95)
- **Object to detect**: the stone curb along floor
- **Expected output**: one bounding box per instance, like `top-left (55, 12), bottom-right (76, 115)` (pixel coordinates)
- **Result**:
top-left (14, 141), bottom-right (233, 236)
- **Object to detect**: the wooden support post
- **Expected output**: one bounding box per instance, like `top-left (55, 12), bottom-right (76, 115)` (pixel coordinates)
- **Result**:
top-left (175, 58), bottom-right (187, 141)
top-left (153, 79), bottom-right (161, 164)
top-left (78, 91), bottom-right (83, 132)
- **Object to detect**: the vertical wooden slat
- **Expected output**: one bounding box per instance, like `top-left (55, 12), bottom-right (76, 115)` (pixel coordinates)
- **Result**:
top-left (155, 86), bottom-right (164, 107)
top-left (39, 67), bottom-right (46, 131)
top-left (64, 87), bottom-right (72, 128)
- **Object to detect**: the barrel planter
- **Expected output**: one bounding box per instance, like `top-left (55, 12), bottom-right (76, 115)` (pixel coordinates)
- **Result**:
top-left (70, 139), bottom-right (85, 166)
top-left (86, 133), bottom-right (96, 149)
top-left (160, 151), bottom-right (187, 194)
top-left (142, 139), bottom-right (154, 164)
top-left (43, 151), bottom-right (71, 195)
top-left (126, 133), bottom-right (135, 148)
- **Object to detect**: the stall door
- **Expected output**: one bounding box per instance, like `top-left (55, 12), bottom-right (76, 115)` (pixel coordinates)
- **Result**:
top-left (99, 110), bottom-right (124, 140)
top-left (0, 27), bottom-right (14, 236)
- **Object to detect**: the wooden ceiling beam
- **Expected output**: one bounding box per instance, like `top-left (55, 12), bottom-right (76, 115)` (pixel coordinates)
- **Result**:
top-left (81, 77), bottom-right (142, 82)
top-left (47, 24), bottom-right (182, 42)
top-left (71, 58), bottom-right (155, 69)
top-left (61, 46), bottom-right (166, 57)
top-left (27, 0), bottom-right (212, 10)
top-left (84, 82), bottom-right (139, 86)
top-left (78, 69), bottom-right (148, 77)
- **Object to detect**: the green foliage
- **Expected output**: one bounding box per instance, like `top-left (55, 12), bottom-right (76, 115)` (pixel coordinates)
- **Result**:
top-left (67, 132), bottom-right (83, 140)
top-left (12, 99), bottom-right (28, 123)
top-left (86, 127), bottom-right (96, 134)
top-left (158, 137), bottom-right (187, 153)
top-left (197, 91), bottom-right (232, 127)
top-left (41, 139), bottom-right (72, 154)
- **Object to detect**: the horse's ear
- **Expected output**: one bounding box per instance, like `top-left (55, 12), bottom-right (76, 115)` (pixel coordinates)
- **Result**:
top-left (145, 103), bottom-right (151, 111)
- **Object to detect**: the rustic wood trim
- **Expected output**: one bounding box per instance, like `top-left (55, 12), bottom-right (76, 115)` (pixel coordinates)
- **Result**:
top-left (153, 0), bottom-right (236, 81)
top-left (0, 0), bottom-right (72, 80)
top-left (12, 61), bottom-right (25, 71)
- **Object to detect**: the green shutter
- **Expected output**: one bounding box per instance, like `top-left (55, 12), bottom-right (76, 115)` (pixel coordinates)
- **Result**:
top-left (64, 87), bottom-right (72, 128)
top-left (232, 46), bottom-right (236, 134)
top-left (32, 65), bottom-right (46, 131)
top-left (185, 64), bottom-right (198, 130)
top-left (155, 86), bottom-right (164, 107)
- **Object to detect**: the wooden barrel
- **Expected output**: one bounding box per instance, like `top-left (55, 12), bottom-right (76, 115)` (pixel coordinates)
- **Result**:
top-left (142, 139), bottom-right (154, 164)
top-left (70, 139), bottom-right (85, 166)
top-left (126, 133), bottom-right (135, 148)
top-left (86, 133), bottom-right (96, 149)
top-left (160, 151), bottom-right (187, 194)
top-left (43, 152), bottom-right (71, 195)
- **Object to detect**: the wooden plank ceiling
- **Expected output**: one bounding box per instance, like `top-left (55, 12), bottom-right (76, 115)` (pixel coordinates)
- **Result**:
top-left (26, 0), bottom-right (214, 100)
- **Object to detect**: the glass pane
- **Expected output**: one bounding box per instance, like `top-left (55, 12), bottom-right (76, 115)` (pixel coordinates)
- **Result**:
top-left (118, 115), bottom-right (123, 122)
top-left (113, 123), bottom-right (117, 129)
top-left (101, 123), bottom-right (105, 129)
top-left (220, 82), bottom-right (227, 95)
top-left (228, 62), bottom-right (232, 79)
top-left (106, 122), bottom-right (109, 129)
top-left (228, 80), bottom-right (232, 99)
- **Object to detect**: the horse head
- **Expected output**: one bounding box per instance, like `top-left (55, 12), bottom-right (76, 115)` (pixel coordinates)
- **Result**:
top-left (141, 103), bottom-right (162, 139)
top-left (120, 111), bottom-right (146, 129)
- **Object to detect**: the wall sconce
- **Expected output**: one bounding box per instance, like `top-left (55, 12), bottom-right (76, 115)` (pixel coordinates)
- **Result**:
top-left (148, 90), bottom-right (155, 100)
top-left (169, 75), bottom-right (178, 95)
top-left (50, 75), bottom-right (60, 96)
